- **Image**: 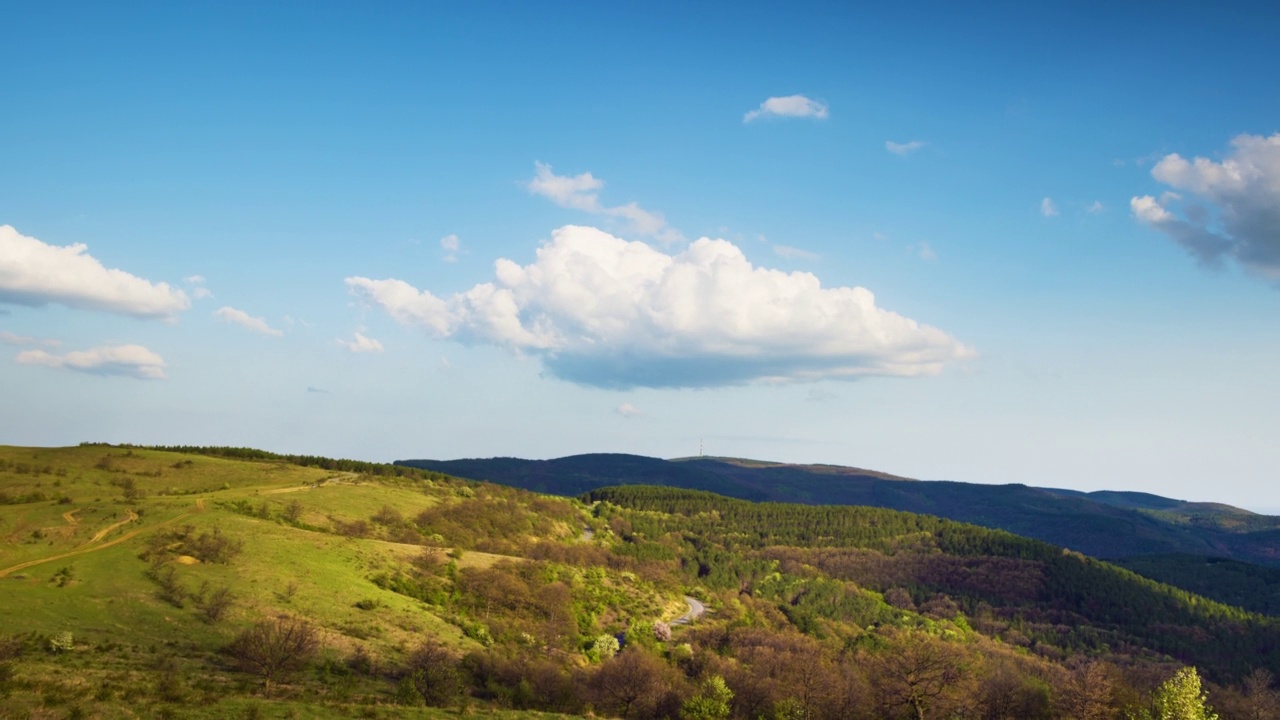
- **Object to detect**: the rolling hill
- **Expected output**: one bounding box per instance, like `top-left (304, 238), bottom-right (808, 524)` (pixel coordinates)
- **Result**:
top-left (396, 453), bottom-right (1280, 564)
top-left (397, 453), bottom-right (1280, 614)
top-left (5, 444), bottom-right (1280, 719)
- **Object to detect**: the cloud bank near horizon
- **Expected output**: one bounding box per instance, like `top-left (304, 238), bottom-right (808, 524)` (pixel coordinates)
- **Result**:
top-left (347, 225), bottom-right (972, 389)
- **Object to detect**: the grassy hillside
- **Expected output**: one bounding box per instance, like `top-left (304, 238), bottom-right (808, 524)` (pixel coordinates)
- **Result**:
top-left (5, 445), bottom-right (1280, 719)
top-left (0, 445), bottom-right (668, 718)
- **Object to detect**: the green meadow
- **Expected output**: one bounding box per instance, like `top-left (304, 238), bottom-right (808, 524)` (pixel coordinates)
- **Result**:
top-left (0, 445), bottom-right (613, 718)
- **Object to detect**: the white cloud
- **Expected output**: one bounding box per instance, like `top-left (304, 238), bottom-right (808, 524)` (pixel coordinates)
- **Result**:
top-left (0, 225), bottom-right (189, 319)
top-left (912, 242), bottom-right (938, 261)
top-left (743, 95), bottom-right (829, 123)
top-left (527, 163), bottom-right (681, 242)
top-left (616, 403), bottom-right (642, 418)
top-left (185, 275), bottom-right (214, 299)
top-left (885, 140), bottom-right (926, 156)
top-left (773, 244), bottom-right (819, 260)
top-left (0, 331), bottom-right (59, 347)
top-left (16, 343), bottom-right (167, 380)
top-left (347, 225), bottom-right (973, 389)
top-left (1087, 200), bottom-right (1105, 214)
top-left (338, 332), bottom-right (384, 353)
top-left (213, 306), bottom-right (283, 337)
top-left (1040, 197), bottom-right (1059, 217)
top-left (440, 234), bottom-right (461, 263)
top-left (1131, 133), bottom-right (1280, 277)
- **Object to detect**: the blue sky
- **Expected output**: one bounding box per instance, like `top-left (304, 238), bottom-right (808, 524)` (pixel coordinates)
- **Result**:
top-left (3, 1), bottom-right (1279, 510)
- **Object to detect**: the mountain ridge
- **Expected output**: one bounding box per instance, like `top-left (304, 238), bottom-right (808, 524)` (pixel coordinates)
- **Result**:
top-left (396, 453), bottom-right (1280, 603)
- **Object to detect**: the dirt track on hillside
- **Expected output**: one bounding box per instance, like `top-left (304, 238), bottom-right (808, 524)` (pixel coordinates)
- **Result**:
top-left (0, 508), bottom-right (189, 578)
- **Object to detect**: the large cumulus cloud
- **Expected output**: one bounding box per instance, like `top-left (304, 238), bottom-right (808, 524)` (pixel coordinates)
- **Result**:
top-left (346, 226), bottom-right (973, 389)
top-left (0, 225), bottom-right (189, 318)
top-left (1131, 133), bottom-right (1280, 279)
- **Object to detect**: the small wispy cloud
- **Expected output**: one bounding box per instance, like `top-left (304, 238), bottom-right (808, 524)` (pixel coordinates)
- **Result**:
top-left (527, 162), bottom-right (682, 243)
top-left (911, 242), bottom-right (938, 261)
top-left (0, 331), bottom-right (60, 347)
top-left (616, 403), bottom-right (642, 418)
top-left (773, 244), bottom-right (819, 260)
top-left (16, 343), bottom-right (167, 380)
top-left (306, 386), bottom-right (328, 394)
top-left (1087, 201), bottom-right (1105, 214)
top-left (1040, 197), bottom-right (1059, 217)
top-left (184, 276), bottom-right (214, 300)
top-left (885, 140), bottom-right (926, 156)
top-left (743, 95), bottom-right (829, 123)
top-left (440, 234), bottom-right (461, 263)
top-left (337, 332), bottom-right (384, 353)
top-left (213, 306), bottom-right (283, 337)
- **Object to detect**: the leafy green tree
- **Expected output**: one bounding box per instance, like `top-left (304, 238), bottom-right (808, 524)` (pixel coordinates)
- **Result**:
top-left (682, 675), bottom-right (732, 720)
top-left (588, 634), bottom-right (620, 662)
top-left (1131, 667), bottom-right (1218, 720)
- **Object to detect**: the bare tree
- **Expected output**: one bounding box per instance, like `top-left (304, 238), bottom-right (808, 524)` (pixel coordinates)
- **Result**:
top-left (403, 640), bottom-right (463, 706)
top-left (194, 583), bottom-right (235, 623)
top-left (1242, 669), bottom-right (1279, 720)
top-left (1057, 660), bottom-right (1117, 720)
top-left (871, 631), bottom-right (967, 720)
top-left (588, 648), bottom-right (680, 719)
top-left (228, 616), bottom-right (319, 691)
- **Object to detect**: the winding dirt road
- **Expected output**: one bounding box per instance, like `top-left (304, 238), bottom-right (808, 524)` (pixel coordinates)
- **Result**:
top-left (0, 508), bottom-right (187, 578)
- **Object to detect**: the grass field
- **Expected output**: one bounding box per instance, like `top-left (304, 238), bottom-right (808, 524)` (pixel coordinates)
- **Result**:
top-left (0, 445), bottom-right (623, 719)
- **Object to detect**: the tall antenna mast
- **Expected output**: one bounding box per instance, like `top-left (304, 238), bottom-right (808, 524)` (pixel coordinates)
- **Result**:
top-left (699, 439), bottom-right (703, 457)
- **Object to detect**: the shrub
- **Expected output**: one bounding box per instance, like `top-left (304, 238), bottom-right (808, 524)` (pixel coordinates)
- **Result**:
top-left (228, 616), bottom-right (319, 690)
top-left (48, 631), bottom-right (74, 654)
top-left (195, 585), bottom-right (235, 623)
top-left (587, 634), bottom-right (620, 662)
top-left (401, 640), bottom-right (462, 707)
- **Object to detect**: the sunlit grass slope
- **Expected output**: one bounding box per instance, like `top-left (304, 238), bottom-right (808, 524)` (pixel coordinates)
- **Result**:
top-left (0, 445), bottom-right (649, 718)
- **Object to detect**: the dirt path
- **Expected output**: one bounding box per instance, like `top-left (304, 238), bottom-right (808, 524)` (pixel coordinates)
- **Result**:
top-left (262, 472), bottom-right (357, 495)
top-left (62, 510), bottom-right (79, 526)
top-left (83, 509), bottom-right (139, 545)
top-left (0, 508), bottom-right (188, 578)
